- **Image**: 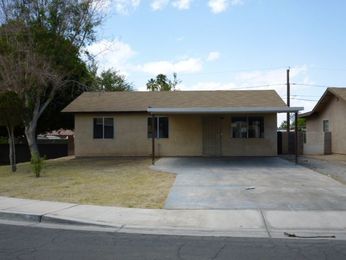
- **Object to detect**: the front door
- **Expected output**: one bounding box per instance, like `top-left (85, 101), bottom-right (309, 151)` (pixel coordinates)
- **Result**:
top-left (202, 117), bottom-right (222, 156)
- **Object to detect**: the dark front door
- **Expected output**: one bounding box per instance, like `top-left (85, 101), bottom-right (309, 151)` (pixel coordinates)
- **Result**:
top-left (202, 117), bottom-right (222, 156)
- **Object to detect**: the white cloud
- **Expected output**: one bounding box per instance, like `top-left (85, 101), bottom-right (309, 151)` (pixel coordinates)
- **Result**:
top-left (139, 58), bottom-right (203, 75)
top-left (176, 36), bottom-right (185, 42)
top-left (208, 0), bottom-right (244, 14)
top-left (179, 81), bottom-right (236, 91)
top-left (86, 39), bottom-right (136, 73)
top-left (95, 0), bottom-right (140, 15)
top-left (172, 0), bottom-right (192, 10)
top-left (234, 65), bottom-right (308, 95)
top-left (114, 0), bottom-right (140, 14)
top-left (178, 65), bottom-right (315, 124)
top-left (234, 65), bottom-right (315, 120)
top-left (207, 51), bottom-right (220, 61)
top-left (86, 39), bottom-right (206, 77)
top-left (151, 0), bottom-right (169, 10)
top-left (92, 0), bottom-right (112, 13)
top-left (151, 0), bottom-right (192, 11)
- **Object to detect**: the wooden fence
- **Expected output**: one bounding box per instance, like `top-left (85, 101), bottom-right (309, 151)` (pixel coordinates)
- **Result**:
top-left (277, 131), bottom-right (304, 155)
top-left (0, 140), bottom-right (71, 165)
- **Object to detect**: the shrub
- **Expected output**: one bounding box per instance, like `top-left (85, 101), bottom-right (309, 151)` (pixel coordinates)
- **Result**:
top-left (30, 153), bottom-right (45, 178)
top-left (0, 136), bottom-right (8, 144)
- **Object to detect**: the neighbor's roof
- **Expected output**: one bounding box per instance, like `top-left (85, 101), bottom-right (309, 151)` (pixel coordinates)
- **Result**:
top-left (299, 87), bottom-right (346, 118)
top-left (62, 90), bottom-right (301, 113)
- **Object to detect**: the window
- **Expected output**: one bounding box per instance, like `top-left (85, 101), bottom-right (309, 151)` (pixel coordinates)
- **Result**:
top-left (248, 117), bottom-right (264, 138)
top-left (148, 117), bottom-right (169, 138)
top-left (232, 117), bottom-right (247, 138)
top-left (303, 131), bottom-right (307, 144)
top-left (93, 118), bottom-right (103, 139)
top-left (323, 120), bottom-right (329, 132)
top-left (232, 116), bottom-right (264, 138)
top-left (93, 117), bottom-right (114, 139)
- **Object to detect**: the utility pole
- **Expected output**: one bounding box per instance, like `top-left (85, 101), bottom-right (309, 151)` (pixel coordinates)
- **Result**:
top-left (286, 68), bottom-right (290, 132)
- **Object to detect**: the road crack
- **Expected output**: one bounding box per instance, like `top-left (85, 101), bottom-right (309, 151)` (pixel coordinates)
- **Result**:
top-left (211, 244), bottom-right (226, 260)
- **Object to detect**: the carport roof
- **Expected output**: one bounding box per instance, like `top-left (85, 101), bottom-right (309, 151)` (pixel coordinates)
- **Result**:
top-left (63, 90), bottom-right (303, 113)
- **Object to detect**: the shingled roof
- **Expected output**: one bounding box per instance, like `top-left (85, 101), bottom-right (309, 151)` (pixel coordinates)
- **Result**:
top-left (62, 90), bottom-right (290, 113)
top-left (300, 87), bottom-right (346, 118)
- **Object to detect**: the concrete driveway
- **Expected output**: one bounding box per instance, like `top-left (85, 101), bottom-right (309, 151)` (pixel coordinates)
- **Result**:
top-left (152, 157), bottom-right (346, 210)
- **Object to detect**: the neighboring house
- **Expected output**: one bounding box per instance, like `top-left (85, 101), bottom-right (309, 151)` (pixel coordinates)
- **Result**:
top-left (38, 129), bottom-right (74, 140)
top-left (62, 90), bottom-right (302, 158)
top-left (300, 87), bottom-right (346, 155)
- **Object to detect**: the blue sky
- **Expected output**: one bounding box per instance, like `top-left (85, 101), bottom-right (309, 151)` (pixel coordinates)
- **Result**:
top-left (88, 0), bottom-right (346, 120)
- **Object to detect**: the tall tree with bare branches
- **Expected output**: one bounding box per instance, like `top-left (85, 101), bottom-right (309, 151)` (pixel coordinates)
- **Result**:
top-left (0, 91), bottom-right (23, 172)
top-left (0, 0), bottom-right (102, 158)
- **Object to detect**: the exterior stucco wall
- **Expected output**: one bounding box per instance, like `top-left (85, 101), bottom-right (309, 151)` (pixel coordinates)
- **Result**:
top-left (74, 113), bottom-right (278, 157)
top-left (74, 113), bottom-right (151, 157)
top-left (304, 96), bottom-right (346, 154)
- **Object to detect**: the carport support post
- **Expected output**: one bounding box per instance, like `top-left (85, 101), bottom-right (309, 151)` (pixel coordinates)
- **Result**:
top-left (295, 111), bottom-right (298, 164)
top-left (152, 114), bottom-right (155, 165)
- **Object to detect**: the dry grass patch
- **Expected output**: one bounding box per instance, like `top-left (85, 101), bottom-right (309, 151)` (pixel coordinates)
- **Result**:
top-left (0, 157), bottom-right (175, 208)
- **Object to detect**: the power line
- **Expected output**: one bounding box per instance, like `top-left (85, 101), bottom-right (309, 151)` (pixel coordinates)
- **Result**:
top-left (282, 94), bottom-right (321, 98)
top-left (292, 83), bottom-right (329, 88)
top-left (230, 83), bottom-right (286, 89)
top-left (309, 66), bottom-right (346, 71)
top-left (291, 94), bottom-right (321, 97)
top-left (291, 98), bottom-right (318, 102)
top-left (130, 66), bottom-right (289, 78)
top-left (179, 66), bottom-right (287, 76)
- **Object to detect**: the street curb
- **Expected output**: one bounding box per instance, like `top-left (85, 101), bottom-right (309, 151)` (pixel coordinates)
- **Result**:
top-left (2, 210), bottom-right (346, 240)
top-left (0, 211), bottom-right (116, 229)
top-left (0, 210), bottom-right (269, 238)
top-left (41, 215), bottom-right (117, 228)
top-left (0, 211), bottom-right (42, 223)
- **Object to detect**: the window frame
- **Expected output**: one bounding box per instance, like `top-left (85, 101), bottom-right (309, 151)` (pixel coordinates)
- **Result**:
top-left (93, 117), bottom-right (114, 139)
top-left (231, 116), bottom-right (265, 139)
top-left (147, 116), bottom-right (169, 139)
top-left (323, 120), bottom-right (329, 132)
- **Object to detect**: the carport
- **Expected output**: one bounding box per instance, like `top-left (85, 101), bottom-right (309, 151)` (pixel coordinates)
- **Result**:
top-left (148, 106), bottom-right (303, 164)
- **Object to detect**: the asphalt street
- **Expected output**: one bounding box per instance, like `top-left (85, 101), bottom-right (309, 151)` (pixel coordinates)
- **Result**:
top-left (1, 223), bottom-right (346, 259)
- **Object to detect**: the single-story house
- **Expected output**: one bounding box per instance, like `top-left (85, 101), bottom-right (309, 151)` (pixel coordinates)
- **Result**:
top-left (300, 87), bottom-right (346, 155)
top-left (62, 90), bottom-right (303, 161)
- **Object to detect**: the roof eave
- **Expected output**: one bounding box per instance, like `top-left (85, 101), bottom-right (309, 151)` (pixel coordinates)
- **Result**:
top-left (298, 111), bottom-right (313, 118)
top-left (61, 110), bottom-right (147, 113)
top-left (147, 106), bottom-right (304, 114)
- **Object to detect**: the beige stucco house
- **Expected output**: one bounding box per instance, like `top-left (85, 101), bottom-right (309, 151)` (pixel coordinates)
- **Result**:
top-left (63, 90), bottom-right (302, 160)
top-left (300, 87), bottom-right (346, 155)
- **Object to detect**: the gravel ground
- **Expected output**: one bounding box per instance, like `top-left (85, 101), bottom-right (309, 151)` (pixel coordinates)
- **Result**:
top-left (298, 155), bottom-right (346, 185)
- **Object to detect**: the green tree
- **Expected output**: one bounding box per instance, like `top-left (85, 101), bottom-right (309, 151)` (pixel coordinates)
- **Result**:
top-left (279, 118), bottom-right (306, 131)
top-left (146, 73), bottom-right (181, 91)
top-left (0, 0), bottom-right (101, 160)
top-left (0, 91), bottom-right (23, 172)
top-left (293, 118), bottom-right (306, 131)
top-left (146, 78), bottom-right (159, 91)
top-left (97, 69), bottom-right (133, 91)
top-left (279, 120), bottom-right (288, 130)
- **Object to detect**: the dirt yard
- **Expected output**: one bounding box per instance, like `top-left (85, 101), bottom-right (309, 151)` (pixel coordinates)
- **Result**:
top-left (0, 157), bottom-right (175, 209)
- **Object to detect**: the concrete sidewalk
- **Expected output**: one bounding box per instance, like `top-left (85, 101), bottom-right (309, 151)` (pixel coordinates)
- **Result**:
top-left (1, 196), bottom-right (346, 239)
